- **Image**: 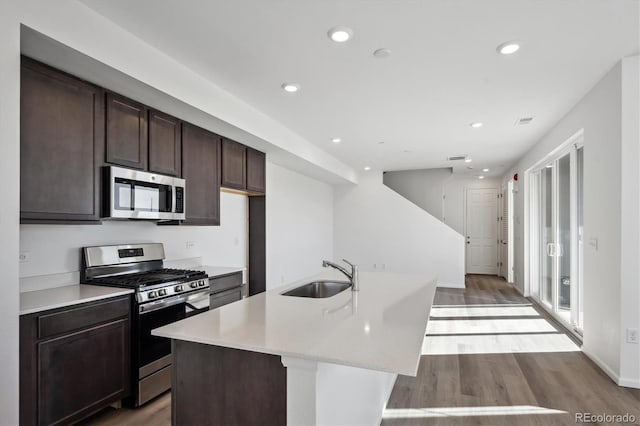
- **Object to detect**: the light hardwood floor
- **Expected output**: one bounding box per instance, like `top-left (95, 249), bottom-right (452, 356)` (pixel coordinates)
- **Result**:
top-left (382, 274), bottom-right (640, 426)
top-left (84, 275), bottom-right (640, 425)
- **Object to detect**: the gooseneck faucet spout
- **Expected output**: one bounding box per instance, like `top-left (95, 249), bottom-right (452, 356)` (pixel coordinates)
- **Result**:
top-left (322, 259), bottom-right (359, 291)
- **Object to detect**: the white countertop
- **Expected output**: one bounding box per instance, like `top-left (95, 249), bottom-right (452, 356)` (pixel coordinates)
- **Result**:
top-left (153, 271), bottom-right (437, 376)
top-left (200, 266), bottom-right (245, 279)
top-left (20, 284), bottom-right (134, 315)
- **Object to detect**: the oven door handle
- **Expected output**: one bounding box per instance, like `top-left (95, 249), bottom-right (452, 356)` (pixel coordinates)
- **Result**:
top-left (139, 294), bottom-right (187, 315)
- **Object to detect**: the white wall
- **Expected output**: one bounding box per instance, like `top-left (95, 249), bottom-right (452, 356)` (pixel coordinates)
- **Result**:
top-left (619, 56), bottom-right (639, 387)
top-left (504, 58), bottom-right (640, 387)
top-left (383, 168), bottom-right (451, 220)
top-left (0, 2), bottom-right (21, 423)
top-left (382, 170), bottom-right (501, 238)
top-left (334, 172), bottom-right (465, 288)
top-left (266, 161), bottom-right (334, 290)
top-left (19, 193), bottom-right (247, 290)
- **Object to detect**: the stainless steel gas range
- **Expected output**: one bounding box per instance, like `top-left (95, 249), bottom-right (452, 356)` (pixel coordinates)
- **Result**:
top-left (81, 243), bottom-right (210, 406)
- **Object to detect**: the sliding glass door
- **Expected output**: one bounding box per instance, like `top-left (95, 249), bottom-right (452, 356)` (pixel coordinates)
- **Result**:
top-left (529, 142), bottom-right (583, 332)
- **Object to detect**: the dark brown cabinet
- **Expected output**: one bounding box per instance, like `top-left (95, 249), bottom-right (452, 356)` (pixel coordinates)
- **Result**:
top-left (106, 92), bottom-right (148, 170)
top-left (221, 138), bottom-right (247, 190)
top-left (246, 147), bottom-right (266, 193)
top-left (148, 110), bottom-right (181, 176)
top-left (20, 295), bottom-right (131, 426)
top-left (181, 123), bottom-right (221, 225)
top-left (20, 57), bottom-right (104, 223)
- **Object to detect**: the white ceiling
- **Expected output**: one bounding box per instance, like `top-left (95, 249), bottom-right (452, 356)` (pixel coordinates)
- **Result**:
top-left (80, 0), bottom-right (638, 177)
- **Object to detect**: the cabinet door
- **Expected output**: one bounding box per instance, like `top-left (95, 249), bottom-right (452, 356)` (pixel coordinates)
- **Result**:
top-left (149, 110), bottom-right (181, 176)
top-left (20, 57), bottom-right (104, 222)
top-left (106, 92), bottom-right (148, 170)
top-left (221, 138), bottom-right (246, 190)
top-left (37, 320), bottom-right (130, 426)
top-left (246, 148), bottom-right (266, 194)
top-left (181, 123), bottom-right (221, 225)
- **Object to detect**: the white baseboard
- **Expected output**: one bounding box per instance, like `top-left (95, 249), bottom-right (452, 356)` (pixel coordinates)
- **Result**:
top-left (618, 377), bottom-right (640, 388)
top-left (582, 347), bottom-right (620, 384)
top-left (436, 282), bottom-right (465, 289)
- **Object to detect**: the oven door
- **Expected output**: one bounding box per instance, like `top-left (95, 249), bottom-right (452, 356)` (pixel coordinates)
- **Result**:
top-left (185, 289), bottom-right (210, 317)
top-left (138, 296), bottom-right (186, 369)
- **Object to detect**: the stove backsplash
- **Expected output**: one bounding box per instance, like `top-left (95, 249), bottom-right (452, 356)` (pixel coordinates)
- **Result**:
top-left (19, 193), bottom-right (247, 293)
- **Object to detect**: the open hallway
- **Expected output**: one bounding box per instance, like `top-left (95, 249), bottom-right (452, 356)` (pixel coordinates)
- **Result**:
top-left (382, 275), bottom-right (640, 425)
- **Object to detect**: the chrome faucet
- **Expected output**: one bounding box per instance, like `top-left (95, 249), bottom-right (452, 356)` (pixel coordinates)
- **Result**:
top-left (322, 259), bottom-right (359, 291)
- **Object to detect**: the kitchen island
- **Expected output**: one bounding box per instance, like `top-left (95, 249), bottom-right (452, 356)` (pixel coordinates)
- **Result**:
top-left (153, 270), bottom-right (437, 425)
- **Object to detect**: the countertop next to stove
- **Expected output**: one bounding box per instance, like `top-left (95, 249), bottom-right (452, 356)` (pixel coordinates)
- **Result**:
top-left (20, 285), bottom-right (134, 316)
top-left (200, 265), bottom-right (245, 279)
top-left (153, 270), bottom-right (437, 376)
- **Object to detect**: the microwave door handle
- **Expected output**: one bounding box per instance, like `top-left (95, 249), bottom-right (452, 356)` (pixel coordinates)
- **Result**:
top-left (171, 185), bottom-right (176, 215)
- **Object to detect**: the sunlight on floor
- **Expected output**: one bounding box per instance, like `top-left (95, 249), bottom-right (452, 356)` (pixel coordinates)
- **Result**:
top-left (382, 405), bottom-right (567, 419)
top-left (430, 305), bottom-right (539, 318)
top-left (422, 304), bottom-right (580, 355)
top-left (427, 318), bottom-right (557, 334)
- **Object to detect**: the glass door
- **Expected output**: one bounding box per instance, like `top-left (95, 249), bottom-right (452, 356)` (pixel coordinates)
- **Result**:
top-left (529, 141), bottom-right (583, 332)
top-left (540, 165), bottom-right (554, 308)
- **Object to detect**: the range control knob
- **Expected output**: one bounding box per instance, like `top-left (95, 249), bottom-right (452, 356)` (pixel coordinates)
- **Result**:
top-left (190, 282), bottom-right (198, 289)
top-left (175, 285), bottom-right (183, 292)
top-left (158, 289), bottom-right (167, 296)
top-left (198, 280), bottom-right (206, 287)
top-left (148, 291), bottom-right (157, 299)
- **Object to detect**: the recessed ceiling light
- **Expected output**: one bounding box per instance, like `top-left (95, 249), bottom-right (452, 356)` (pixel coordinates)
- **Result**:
top-left (482, 168), bottom-right (490, 172)
top-left (364, 166), bottom-right (371, 171)
top-left (478, 176), bottom-right (485, 180)
top-left (496, 41), bottom-right (521, 55)
top-left (470, 122), bottom-right (483, 128)
top-left (331, 137), bottom-right (341, 143)
top-left (281, 83), bottom-right (300, 93)
top-left (373, 48), bottom-right (392, 59)
top-left (328, 26), bottom-right (353, 43)
top-left (465, 158), bottom-right (473, 163)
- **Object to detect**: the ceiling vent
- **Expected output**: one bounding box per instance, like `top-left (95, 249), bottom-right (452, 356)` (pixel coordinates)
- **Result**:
top-left (447, 155), bottom-right (467, 161)
top-left (516, 117), bottom-right (534, 126)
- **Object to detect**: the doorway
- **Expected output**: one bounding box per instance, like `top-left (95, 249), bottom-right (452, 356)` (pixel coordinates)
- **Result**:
top-left (465, 188), bottom-right (498, 274)
top-left (528, 132), bottom-right (584, 332)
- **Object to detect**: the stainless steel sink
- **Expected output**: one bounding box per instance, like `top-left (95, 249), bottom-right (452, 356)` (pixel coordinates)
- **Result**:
top-left (281, 280), bottom-right (351, 298)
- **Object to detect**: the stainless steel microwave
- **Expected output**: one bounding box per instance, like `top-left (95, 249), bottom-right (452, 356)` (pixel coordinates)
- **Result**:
top-left (103, 166), bottom-right (186, 220)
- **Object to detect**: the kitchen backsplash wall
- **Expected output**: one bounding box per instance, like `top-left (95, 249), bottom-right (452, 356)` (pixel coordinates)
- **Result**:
top-left (19, 191), bottom-right (247, 291)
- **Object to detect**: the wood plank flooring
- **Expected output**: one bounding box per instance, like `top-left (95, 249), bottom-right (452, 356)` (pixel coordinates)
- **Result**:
top-left (382, 274), bottom-right (640, 426)
top-left (84, 274), bottom-right (640, 426)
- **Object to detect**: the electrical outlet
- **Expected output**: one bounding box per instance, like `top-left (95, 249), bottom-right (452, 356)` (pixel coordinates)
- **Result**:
top-left (185, 241), bottom-right (196, 249)
top-left (627, 328), bottom-right (639, 344)
top-left (19, 251), bottom-right (30, 263)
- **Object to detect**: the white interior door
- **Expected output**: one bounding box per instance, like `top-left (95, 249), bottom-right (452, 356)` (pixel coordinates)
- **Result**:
top-left (466, 188), bottom-right (498, 274)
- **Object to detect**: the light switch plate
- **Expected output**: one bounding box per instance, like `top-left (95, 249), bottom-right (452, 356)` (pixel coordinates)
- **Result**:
top-left (627, 328), bottom-right (639, 344)
top-left (588, 238), bottom-right (598, 251)
top-left (19, 251), bottom-right (30, 263)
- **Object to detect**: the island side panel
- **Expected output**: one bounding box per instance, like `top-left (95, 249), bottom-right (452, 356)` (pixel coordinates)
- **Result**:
top-left (172, 340), bottom-right (286, 426)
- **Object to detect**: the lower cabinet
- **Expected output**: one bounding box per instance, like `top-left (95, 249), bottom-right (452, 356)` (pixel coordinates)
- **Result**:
top-left (20, 296), bottom-right (131, 426)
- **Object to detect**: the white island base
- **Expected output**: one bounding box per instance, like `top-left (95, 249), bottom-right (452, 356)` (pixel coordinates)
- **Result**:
top-left (282, 356), bottom-right (396, 426)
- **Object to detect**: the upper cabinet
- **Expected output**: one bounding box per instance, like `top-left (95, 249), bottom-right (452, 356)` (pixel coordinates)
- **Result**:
top-left (246, 148), bottom-right (266, 194)
top-left (106, 93), bottom-right (148, 170)
top-left (148, 110), bottom-right (181, 176)
top-left (20, 57), bottom-right (104, 223)
top-left (221, 138), bottom-right (266, 195)
top-left (181, 123), bottom-right (221, 225)
top-left (221, 138), bottom-right (247, 190)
